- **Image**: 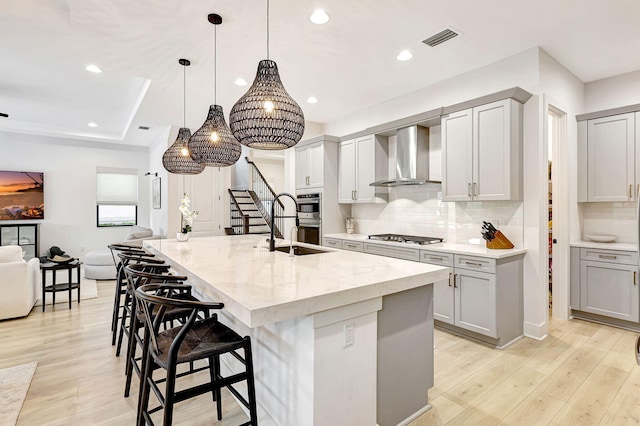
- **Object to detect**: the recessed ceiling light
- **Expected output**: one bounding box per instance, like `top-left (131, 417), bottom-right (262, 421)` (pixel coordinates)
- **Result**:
top-left (85, 65), bottom-right (102, 73)
top-left (396, 50), bottom-right (413, 61)
top-left (307, 97), bottom-right (318, 104)
top-left (309, 9), bottom-right (330, 24)
top-left (234, 78), bottom-right (248, 86)
top-left (88, 122), bottom-right (98, 127)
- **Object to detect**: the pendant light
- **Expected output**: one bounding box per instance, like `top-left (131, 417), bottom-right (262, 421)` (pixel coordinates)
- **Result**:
top-left (229, 0), bottom-right (305, 150)
top-left (188, 14), bottom-right (242, 167)
top-left (162, 59), bottom-right (205, 175)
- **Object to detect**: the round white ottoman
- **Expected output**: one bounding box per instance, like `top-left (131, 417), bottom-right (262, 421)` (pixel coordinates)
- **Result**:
top-left (84, 249), bottom-right (117, 280)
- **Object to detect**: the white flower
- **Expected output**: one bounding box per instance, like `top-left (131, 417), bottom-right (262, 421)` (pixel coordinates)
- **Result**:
top-left (179, 193), bottom-right (198, 233)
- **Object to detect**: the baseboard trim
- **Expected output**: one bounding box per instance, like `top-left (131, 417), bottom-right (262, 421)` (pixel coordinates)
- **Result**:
top-left (397, 403), bottom-right (432, 426)
top-left (523, 320), bottom-right (548, 340)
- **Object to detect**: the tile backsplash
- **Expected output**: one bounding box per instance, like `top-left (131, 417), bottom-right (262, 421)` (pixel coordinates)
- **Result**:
top-left (581, 202), bottom-right (636, 243)
top-left (351, 186), bottom-right (524, 247)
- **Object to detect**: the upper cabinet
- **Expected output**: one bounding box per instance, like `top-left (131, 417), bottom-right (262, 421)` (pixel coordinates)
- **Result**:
top-left (338, 134), bottom-right (388, 204)
top-left (441, 99), bottom-right (523, 201)
top-left (577, 111), bottom-right (639, 202)
top-left (296, 141), bottom-right (324, 189)
top-left (295, 136), bottom-right (341, 191)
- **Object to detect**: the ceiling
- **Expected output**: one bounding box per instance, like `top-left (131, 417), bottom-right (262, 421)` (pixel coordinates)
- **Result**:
top-left (1, 0), bottom-right (640, 147)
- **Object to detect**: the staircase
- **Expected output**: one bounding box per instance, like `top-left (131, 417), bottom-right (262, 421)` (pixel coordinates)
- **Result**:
top-left (227, 157), bottom-right (286, 237)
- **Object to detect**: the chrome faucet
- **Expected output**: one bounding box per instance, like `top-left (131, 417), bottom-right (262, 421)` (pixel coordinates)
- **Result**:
top-left (269, 192), bottom-right (300, 252)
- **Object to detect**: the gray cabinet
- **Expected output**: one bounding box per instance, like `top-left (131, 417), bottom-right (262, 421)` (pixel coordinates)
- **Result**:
top-left (338, 134), bottom-right (388, 204)
top-left (570, 247), bottom-right (639, 322)
top-left (363, 242), bottom-right (420, 261)
top-left (423, 251), bottom-right (523, 348)
top-left (441, 99), bottom-right (522, 201)
top-left (577, 112), bottom-right (638, 202)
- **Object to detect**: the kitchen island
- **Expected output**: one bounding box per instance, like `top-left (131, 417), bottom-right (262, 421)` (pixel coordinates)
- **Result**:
top-left (144, 235), bottom-right (450, 426)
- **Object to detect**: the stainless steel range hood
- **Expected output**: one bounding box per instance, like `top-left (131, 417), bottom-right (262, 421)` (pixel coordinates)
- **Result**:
top-left (370, 125), bottom-right (440, 187)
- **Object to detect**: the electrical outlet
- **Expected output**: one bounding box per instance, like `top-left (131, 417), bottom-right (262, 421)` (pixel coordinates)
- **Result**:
top-left (343, 323), bottom-right (355, 347)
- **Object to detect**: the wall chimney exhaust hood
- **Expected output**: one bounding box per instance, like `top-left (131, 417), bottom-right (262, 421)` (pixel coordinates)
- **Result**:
top-left (370, 125), bottom-right (440, 187)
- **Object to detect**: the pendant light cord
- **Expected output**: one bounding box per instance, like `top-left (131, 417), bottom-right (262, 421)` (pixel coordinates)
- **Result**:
top-left (183, 62), bottom-right (186, 127)
top-left (266, 0), bottom-right (270, 59)
top-left (214, 23), bottom-right (217, 103)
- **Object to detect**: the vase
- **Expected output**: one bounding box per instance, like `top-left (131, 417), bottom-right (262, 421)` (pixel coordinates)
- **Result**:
top-left (176, 232), bottom-right (190, 242)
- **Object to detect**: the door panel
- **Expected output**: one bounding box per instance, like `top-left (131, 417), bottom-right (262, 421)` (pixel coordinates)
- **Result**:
top-left (454, 269), bottom-right (497, 337)
top-left (580, 260), bottom-right (639, 322)
top-left (442, 109), bottom-right (473, 201)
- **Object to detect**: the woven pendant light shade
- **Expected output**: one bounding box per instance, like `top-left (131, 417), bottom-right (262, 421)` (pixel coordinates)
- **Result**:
top-left (162, 58), bottom-right (204, 175)
top-left (188, 105), bottom-right (242, 167)
top-left (229, 59), bottom-right (305, 150)
top-left (162, 127), bottom-right (205, 174)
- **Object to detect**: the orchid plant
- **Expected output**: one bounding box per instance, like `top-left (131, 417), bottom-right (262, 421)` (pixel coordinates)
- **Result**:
top-left (179, 193), bottom-right (198, 234)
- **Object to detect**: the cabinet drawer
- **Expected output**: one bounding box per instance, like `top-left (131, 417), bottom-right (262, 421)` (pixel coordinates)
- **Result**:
top-left (363, 243), bottom-right (420, 262)
top-left (342, 241), bottom-right (364, 252)
top-left (421, 250), bottom-right (454, 267)
top-left (580, 248), bottom-right (638, 266)
top-left (454, 254), bottom-right (496, 274)
top-left (323, 238), bottom-right (342, 249)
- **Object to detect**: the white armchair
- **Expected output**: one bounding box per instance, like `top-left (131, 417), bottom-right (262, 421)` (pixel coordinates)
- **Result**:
top-left (119, 225), bottom-right (160, 248)
top-left (0, 245), bottom-right (40, 320)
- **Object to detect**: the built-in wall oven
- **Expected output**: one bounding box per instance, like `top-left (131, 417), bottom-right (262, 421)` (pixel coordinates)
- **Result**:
top-left (296, 193), bottom-right (321, 245)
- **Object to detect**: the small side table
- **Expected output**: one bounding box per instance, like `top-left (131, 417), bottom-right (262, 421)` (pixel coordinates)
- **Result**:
top-left (40, 259), bottom-right (83, 311)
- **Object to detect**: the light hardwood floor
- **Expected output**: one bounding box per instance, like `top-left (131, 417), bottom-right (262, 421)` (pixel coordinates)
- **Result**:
top-left (2, 281), bottom-right (640, 425)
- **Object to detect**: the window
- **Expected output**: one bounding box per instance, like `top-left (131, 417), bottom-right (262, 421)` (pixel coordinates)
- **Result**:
top-left (96, 167), bottom-right (138, 227)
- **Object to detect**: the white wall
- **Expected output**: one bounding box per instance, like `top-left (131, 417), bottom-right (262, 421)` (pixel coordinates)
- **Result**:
top-left (148, 126), bottom-right (172, 237)
top-left (584, 69), bottom-right (640, 112)
top-left (0, 131), bottom-right (150, 258)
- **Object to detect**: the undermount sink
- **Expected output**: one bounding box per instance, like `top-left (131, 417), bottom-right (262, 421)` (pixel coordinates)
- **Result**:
top-left (274, 245), bottom-right (329, 256)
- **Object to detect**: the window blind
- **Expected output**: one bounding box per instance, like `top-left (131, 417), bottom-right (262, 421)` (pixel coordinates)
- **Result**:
top-left (96, 167), bottom-right (138, 205)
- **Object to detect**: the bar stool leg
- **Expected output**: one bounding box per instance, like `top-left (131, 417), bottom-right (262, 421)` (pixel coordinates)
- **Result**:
top-left (244, 337), bottom-right (258, 425)
top-left (77, 264), bottom-right (81, 304)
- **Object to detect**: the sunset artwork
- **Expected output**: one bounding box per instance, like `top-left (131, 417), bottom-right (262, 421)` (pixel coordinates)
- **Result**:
top-left (0, 171), bottom-right (44, 220)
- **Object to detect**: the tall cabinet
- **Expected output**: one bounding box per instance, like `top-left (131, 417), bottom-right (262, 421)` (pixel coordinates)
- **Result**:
top-left (0, 223), bottom-right (39, 260)
top-left (441, 98), bottom-right (522, 201)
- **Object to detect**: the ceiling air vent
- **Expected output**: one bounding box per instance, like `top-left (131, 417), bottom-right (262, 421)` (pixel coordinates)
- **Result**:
top-left (138, 126), bottom-right (150, 130)
top-left (422, 28), bottom-right (459, 47)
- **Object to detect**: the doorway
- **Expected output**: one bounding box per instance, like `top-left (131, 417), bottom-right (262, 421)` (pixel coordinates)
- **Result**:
top-left (547, 105), bottom-right (568, 319)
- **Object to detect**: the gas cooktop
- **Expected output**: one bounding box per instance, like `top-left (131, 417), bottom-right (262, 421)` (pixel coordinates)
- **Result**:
top-left (368, 234), bottom-right (444, 245)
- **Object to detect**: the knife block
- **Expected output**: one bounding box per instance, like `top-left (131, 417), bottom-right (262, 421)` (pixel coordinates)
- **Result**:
top-left (486, 230), bottom-right (514, 249)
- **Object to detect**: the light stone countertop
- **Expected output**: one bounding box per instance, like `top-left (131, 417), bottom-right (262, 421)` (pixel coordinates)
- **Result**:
top-left (324, 233), bottom-right (527, 259)
top-left (570, 241), bottom-right (637, 251)
top-left (144, 235), bottom-right (450, 328)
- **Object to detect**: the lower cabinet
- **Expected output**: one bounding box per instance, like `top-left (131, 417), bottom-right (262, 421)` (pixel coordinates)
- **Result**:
top-left (570, 247), bottom-right (639, 323)
top-left (424, 250), bottom-right (523, 347)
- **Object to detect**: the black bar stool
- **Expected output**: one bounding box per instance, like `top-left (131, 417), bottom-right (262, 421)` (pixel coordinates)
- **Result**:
top-left (108, 244), bottom-right (147, 335)
top-left (136, 283), bottom-right (258, 426)
top-left (121, 264), bottom-right (203, 398)
top-left (111, 250), bottom-right (163, 346)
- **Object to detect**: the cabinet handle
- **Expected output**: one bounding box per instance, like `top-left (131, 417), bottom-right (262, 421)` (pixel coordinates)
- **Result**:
top-left (598, 254), bottom-right (617, 260)
top-left (346, 244), bottom-right (356, 248)
top-left (635, 271), bottom-right (637, 286)
top-left (468, 183), bottom-right (472, 197)
top-left (354, 190), bottom-right (357, 200)
top-left (464, 261), bottom-right (484, 267)
top-left (630, 184), bottom-right (633, 198)
top-left (448, 272), bottom-right (452, 287)
top-left (453, 274), bottom-right (457, 288)
top-left (352, 190), bottom-right (355, 200)
top-left (473, 182), bottom-right (478, 197)
top-left (430, 256), bottom-right (444, 261)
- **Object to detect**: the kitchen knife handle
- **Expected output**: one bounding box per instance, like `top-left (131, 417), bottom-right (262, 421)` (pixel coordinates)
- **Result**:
top-left (453, 274), bottom-right (457, 288)
top-left (468, 183), bottom-right (472, 197)
top-left (448, 272), bottom-right (452, 287)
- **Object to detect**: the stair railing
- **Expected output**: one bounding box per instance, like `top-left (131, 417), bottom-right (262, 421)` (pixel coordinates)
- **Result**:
top-left (246, 156), bottom-right (286, 238)
top-left (228, 189), bottom-right (250, 235)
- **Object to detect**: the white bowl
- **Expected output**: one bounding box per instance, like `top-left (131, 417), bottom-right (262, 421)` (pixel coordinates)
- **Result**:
top-left (586, 234), bottom-right (616, 243)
